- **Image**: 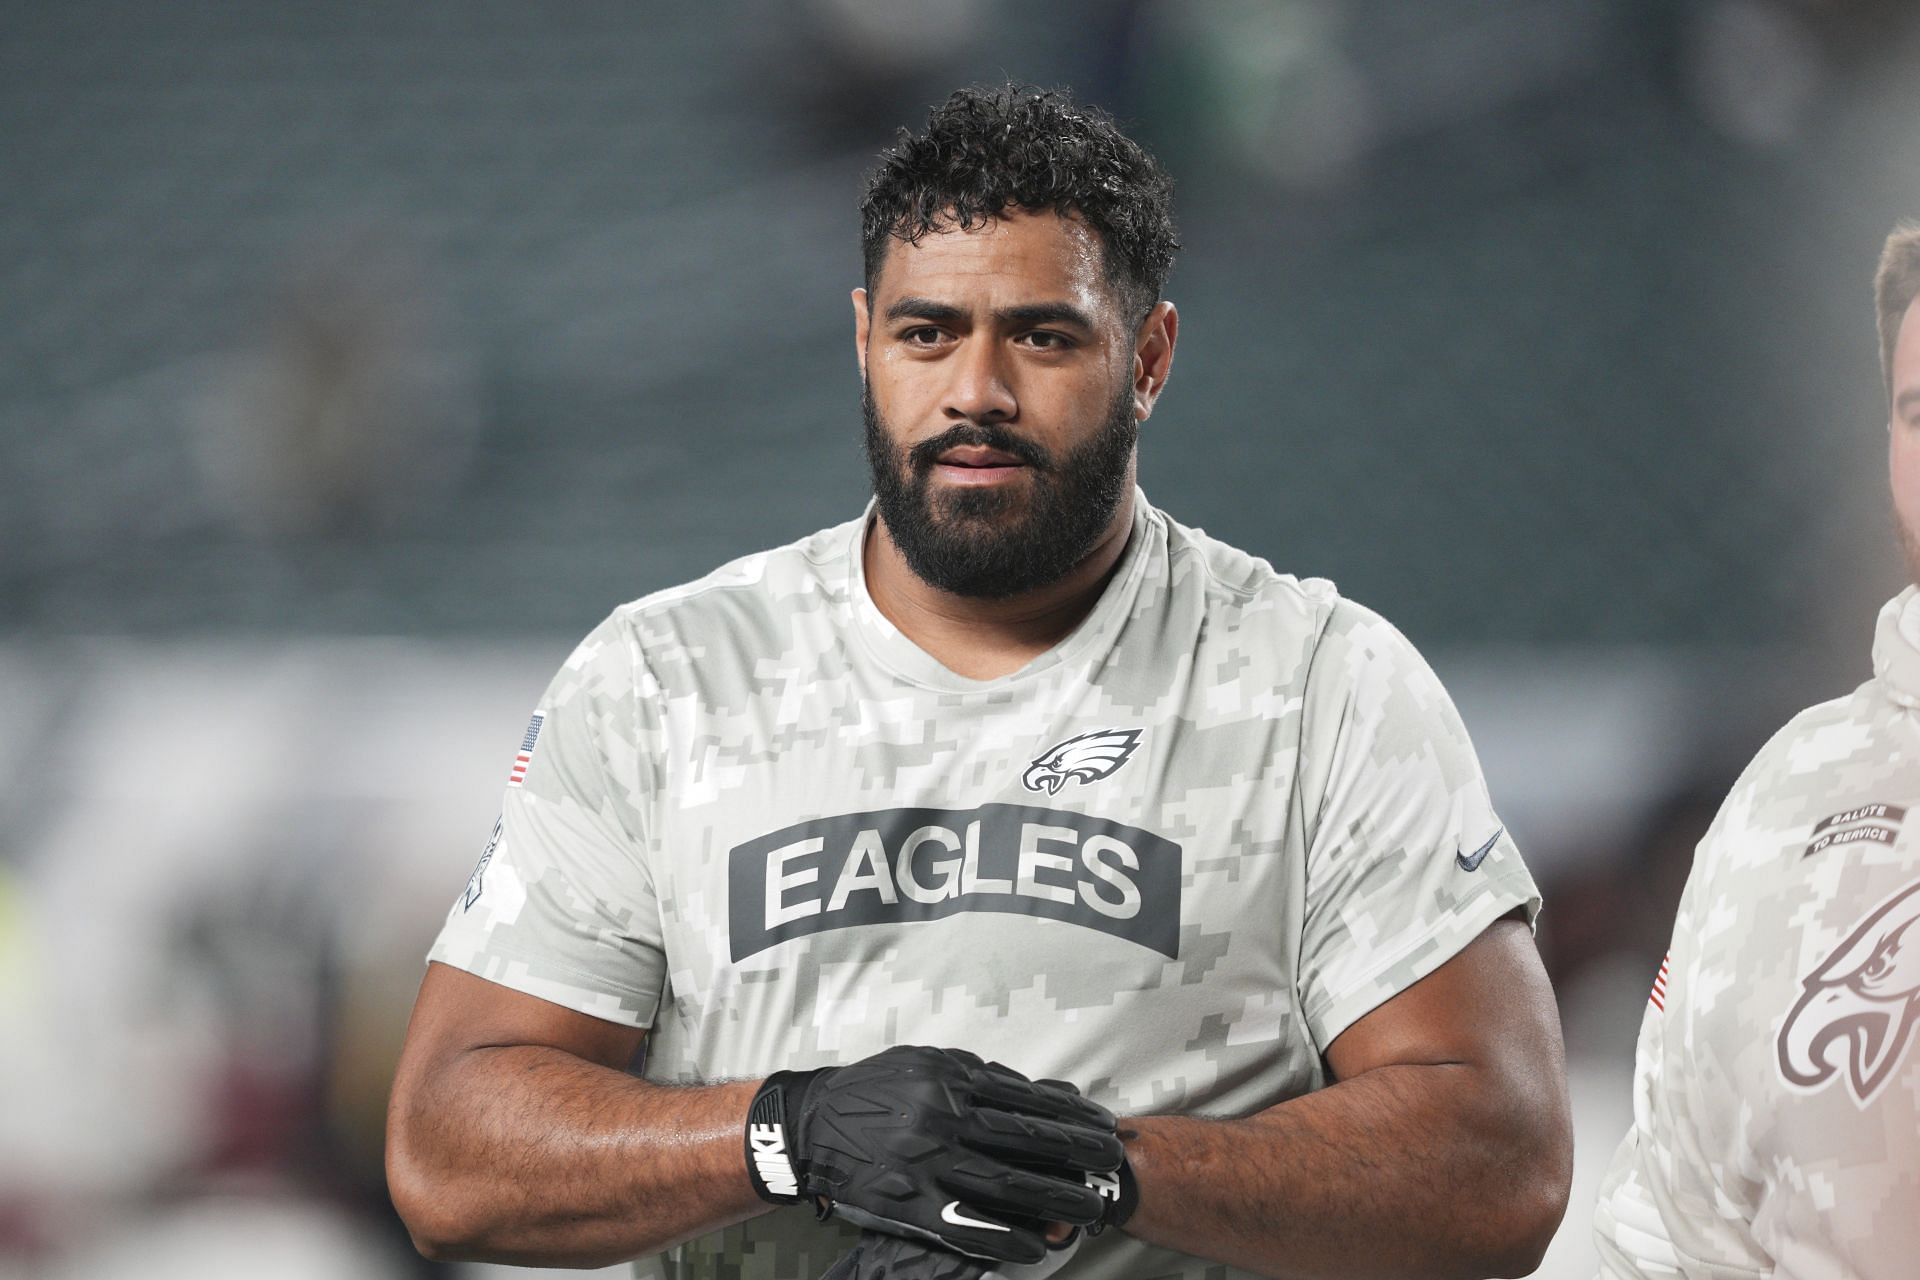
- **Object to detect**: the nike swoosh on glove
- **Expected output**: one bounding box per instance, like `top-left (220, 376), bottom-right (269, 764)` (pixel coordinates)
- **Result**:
top-left (744, 1046), bottom-right (1123, 1264)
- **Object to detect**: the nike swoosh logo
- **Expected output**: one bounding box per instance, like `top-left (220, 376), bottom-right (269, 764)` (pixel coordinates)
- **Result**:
top-left (1456, 827), bottom-right (1503, 872)
top-left (941, 1202), bottom-right (1011, 1232)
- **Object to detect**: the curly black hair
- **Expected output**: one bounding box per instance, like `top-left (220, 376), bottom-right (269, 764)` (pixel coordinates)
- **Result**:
top-left (860, 84), bottom-right (1179, 326)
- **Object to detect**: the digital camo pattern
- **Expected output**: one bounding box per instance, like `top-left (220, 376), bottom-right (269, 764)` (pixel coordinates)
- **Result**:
top-left (428, 491), bottom-right (1540, 1280)
top-left (1594, 588), bottom-right (1920, 1279)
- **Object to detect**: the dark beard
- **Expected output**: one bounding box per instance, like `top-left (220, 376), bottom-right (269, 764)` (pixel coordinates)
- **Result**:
top-left (862, 381), bottom-right (1137, 599)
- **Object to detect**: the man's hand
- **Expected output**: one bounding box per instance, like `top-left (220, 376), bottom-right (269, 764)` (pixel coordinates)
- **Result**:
top-left (745, 1046), bottom-right (1122, 1264)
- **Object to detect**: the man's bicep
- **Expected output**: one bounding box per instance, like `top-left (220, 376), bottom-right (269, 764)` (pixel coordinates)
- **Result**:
top-left (400, 960), bottom-right (648, 1077)
top-left (1322, 915), bottom-right (1563, 1087)
top-left (1319, 915), bottom-right (1573, 1248)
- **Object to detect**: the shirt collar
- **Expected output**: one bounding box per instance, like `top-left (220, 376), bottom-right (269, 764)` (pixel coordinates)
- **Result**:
top-left (847, 488), bottom-right (1159, 692)
top-left (1873, 585), bottom-right (1920, 708)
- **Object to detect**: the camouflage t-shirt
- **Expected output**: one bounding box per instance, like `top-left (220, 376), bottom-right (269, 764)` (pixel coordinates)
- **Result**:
top-left (1594, 588), bottom-right (1920, 1279)
top-left (429, 491), bottom-right (1540, 1280)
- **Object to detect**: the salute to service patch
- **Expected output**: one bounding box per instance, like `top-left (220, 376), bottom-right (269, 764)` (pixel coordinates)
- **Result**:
top-left (1803, 802), bottom-right (1905, 858)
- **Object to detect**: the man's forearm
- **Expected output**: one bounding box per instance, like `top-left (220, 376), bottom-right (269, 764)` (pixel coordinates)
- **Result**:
top-left (387, 1045), bottom-right (765, 1268)
top-left (1121, 1062), bottom-right (1568, 1280)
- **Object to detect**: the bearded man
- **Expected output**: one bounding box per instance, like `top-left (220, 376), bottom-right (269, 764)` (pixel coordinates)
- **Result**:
top-left (387, 84), bottom-right (1572, 1280)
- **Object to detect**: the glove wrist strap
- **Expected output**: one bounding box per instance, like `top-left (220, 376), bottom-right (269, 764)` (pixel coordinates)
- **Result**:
top-left (1086, 1155), bottom-right (1140, 1233)
top-left (744, 1068), bottom-right (824, 1204)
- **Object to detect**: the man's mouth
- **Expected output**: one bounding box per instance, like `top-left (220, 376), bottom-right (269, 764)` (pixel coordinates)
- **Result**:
top-left (937, 445), bottom-right (1025, 468)
top-left (930, 443), bottom-right (1029, 486)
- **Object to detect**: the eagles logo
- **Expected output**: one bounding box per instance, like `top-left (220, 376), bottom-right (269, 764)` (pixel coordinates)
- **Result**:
top-left (1022, 729), bottom-right (1142, 796)
top-left (1776, 877), bottom-right (1920, 1105)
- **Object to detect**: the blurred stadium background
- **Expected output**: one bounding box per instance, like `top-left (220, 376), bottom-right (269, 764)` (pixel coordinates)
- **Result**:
top-left (4, 1), bottom-right (1919, 1276)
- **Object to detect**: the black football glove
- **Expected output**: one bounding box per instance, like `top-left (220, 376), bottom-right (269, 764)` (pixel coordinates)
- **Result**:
top-left (744, 1045), bottom-right (1123, 1264)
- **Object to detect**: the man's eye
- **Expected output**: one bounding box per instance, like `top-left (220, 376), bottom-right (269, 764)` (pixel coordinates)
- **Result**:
top-left (902, 327), bottom-right (944, 345)
top-left (1022, 331), bottom-right (1070, 350)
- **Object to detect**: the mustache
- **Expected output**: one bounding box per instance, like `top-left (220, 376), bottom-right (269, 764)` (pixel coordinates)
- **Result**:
top-left (906, 422), bottom-right (1051, 472)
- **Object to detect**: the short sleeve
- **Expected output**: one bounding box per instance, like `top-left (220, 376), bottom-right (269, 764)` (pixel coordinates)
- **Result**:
top-left (427, 611), bottom-right (668, 1028)
top-left (1294, 599), bottom-right (1541, 1048)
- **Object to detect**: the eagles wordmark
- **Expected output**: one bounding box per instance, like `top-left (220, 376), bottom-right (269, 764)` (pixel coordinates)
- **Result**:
top-left (727, 801), bottom-right (1183, 960)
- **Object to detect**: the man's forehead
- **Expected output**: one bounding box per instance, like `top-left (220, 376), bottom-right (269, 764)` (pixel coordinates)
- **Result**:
top-left (872, 209), bottom-right (1108, 306)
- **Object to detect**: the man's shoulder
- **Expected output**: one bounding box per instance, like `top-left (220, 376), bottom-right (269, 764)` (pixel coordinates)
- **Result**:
top-left (1157, 507), bottom-right (1340, 621)
top-left (1154, 508), bottom-right (1446, 698)
top-left (1732, 678), bottom-right (1889, 793)
top-left (1684, 678), bottom-right (1899, 891)
top-left (607, 514), bottom-right (862, 636)
top-left (1168, 508), bottom-right (1436, 642)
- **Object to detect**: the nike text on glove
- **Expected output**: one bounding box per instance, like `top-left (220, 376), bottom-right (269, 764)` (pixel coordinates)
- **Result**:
top-left (742, 1045), bottom-right (1124, 1265)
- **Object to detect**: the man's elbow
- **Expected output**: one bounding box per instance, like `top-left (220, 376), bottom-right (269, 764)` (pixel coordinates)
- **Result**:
top-left (385, 1107), bottom-right (487, 1262)
top-left (387, 1159), bottom-right (633, 1271)
top-left (387, 1149), bottom-right (475, 1262)
top-left (398, 1213), bottom-right (475, 1265)
top-left (1471, 1126), bottom-right (1573, 1278)
top-left (1482, 1189), bottom-right (1559, 1274)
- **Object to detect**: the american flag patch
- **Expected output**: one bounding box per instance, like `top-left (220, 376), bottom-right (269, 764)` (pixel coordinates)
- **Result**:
top-left (1650, 952), bottom-right (1670, 1011)
top-left (507, 712), bottom-right (545, 787)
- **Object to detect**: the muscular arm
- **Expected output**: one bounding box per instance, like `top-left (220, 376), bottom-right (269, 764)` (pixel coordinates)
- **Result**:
top-left (1121, 918), bottom-right (1571, 1280)
top-left (385, 962), bottom-right (767, 1268)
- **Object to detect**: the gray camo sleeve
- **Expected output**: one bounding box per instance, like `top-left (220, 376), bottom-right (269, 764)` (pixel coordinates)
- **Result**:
top-left (427, 612), bottom-right (668, 1028)
top-left (1294, 599), bottom-right (1541, 1048)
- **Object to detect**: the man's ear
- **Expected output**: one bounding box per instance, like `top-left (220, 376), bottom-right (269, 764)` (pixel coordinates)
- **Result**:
top-left (852, 288), bottom-right (870, 380)
top-left (1132, 300), bottom-right (1179, 422)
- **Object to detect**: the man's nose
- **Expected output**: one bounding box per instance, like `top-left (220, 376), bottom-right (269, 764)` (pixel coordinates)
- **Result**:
top-left (942, 338), bottom-right (1017, 423)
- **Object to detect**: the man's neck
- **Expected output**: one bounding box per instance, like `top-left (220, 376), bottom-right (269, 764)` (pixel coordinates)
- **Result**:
top-left (863, 495), bottom-right (1136, 682)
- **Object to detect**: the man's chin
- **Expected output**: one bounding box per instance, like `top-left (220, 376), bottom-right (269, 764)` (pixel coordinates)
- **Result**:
top-left (925, 478), bottom-right (1032, 522)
